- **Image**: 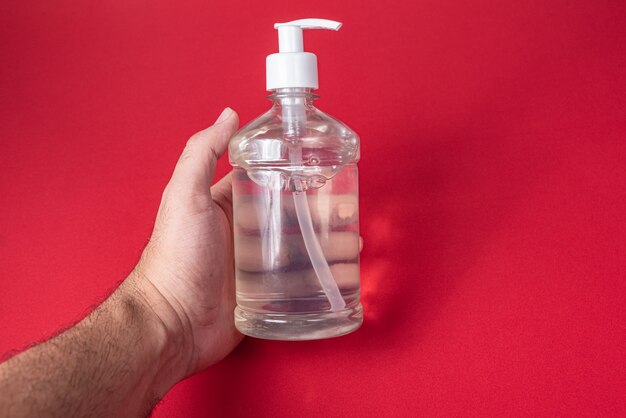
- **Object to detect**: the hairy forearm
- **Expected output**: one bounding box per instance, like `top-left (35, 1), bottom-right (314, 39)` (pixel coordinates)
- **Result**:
top-left (0, 274), bottom-right (189, 418)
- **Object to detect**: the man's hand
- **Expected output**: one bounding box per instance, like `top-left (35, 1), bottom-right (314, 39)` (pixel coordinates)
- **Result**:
top-left (132, 107), bottom-right (243, 376)
top-left (0, 108), bottom-right (243, 417)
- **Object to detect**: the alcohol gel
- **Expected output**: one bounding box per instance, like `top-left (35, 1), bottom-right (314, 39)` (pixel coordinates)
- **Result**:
top-left (229, 18), bottom-right (362, 340)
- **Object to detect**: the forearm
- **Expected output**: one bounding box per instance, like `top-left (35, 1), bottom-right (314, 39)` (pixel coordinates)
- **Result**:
top-left (0, 273), bottom-right (189, 418)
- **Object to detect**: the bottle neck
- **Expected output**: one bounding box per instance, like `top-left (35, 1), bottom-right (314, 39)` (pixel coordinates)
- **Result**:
top-left (269, 88), bottom-right (317, 108)
top-left (269, 88), bottom-right (316, 139)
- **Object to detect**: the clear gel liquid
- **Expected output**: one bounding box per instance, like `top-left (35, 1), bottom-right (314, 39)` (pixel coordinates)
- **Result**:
top-left (232, 164), bottom-right (362, 340)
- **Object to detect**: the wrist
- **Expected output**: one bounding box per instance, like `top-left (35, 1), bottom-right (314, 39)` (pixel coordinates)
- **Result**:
top-left (121, 271), bottom-right (194, 393)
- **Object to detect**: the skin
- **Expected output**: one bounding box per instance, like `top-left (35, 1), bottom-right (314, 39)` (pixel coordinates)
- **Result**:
top-left (0, 107), bottom-right (363, 417)
top-left (0, 108), bottom-right (243, 417)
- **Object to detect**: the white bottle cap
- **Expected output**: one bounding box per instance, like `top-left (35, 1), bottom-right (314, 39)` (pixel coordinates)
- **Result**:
top-left (266, 18), bottom-right (342, 91)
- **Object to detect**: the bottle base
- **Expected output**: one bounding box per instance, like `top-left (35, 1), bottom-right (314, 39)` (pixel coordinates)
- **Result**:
top-left (235, 304), bottom-right (363, 341)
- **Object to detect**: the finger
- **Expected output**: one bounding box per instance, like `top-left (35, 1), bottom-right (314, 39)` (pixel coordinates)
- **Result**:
top-left (359, 236), bottom-right (363, 252)
top-left (237, 263), bottom-right (359, 296)
top-left (235, 194), bottom-right (358, 230)
top-left (235, 231), bottom-right (360, 272)
top-left (168, 108), bottom-right (239, 195)
top-left (211, 171), bottom-right (233, 223)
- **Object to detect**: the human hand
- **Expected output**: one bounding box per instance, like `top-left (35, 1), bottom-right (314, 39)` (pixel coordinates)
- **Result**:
top-left (130, 108), bottom-right (243, 379)
top-left (0, 107), bottom-right (367, 418)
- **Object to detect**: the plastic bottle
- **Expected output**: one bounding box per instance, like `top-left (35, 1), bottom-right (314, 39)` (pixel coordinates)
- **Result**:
top-left (229, 18), bottom-right (362, 340)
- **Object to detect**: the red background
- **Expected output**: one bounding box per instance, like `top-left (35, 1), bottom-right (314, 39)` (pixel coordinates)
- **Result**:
top-left (2, 0), bottom-right (626, 416)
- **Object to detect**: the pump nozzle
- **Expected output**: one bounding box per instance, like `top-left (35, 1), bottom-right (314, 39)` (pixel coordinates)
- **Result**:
top-left (274, 19), bottom-right (342, 53)
top-left (266, 18), bottom-right (342, 90)
top-left (274, 18), bottom-right (342, 31)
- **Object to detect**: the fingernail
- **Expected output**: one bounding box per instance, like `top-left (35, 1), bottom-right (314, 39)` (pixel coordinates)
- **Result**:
top-left (215, 107), bottom-right (233, 125)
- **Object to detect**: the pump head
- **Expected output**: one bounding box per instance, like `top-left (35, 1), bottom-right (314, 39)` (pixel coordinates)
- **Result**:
top-left (266, 18), bottom-right (342, 90)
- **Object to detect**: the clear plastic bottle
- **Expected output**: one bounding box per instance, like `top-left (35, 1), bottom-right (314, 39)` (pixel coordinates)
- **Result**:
top-left (229, 19), bottom-right (362, 340)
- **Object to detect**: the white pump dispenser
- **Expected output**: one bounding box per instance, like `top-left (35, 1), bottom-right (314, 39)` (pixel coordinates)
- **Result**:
top-left (266, 19), bottom-right (342, 90)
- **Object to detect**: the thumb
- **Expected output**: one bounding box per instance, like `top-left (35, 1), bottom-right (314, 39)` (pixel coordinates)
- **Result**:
top-left (168, 107), bottom-right (239, 195)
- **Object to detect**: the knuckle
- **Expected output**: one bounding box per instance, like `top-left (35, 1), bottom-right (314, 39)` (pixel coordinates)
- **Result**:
top-left (186, 131), bottom-right (204, 145)
top-left (161, 183), bottom-right (175, 202)
top-left (207, 145), bottom-right (220, 164)
top-left (178, 145), bottom-right (195, 164)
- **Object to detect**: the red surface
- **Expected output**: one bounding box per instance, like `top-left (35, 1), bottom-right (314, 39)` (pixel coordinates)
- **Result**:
top-left (2, 1), bottom-right (626, 416)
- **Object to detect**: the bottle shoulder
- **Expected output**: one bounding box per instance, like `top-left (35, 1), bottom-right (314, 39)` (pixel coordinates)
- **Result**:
top-left (229, 106), bottom-right (360, 168)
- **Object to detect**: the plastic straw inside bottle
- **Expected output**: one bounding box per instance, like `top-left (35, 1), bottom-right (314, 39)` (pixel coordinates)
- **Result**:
top-left (281, 95), bottom-right (346, 312)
